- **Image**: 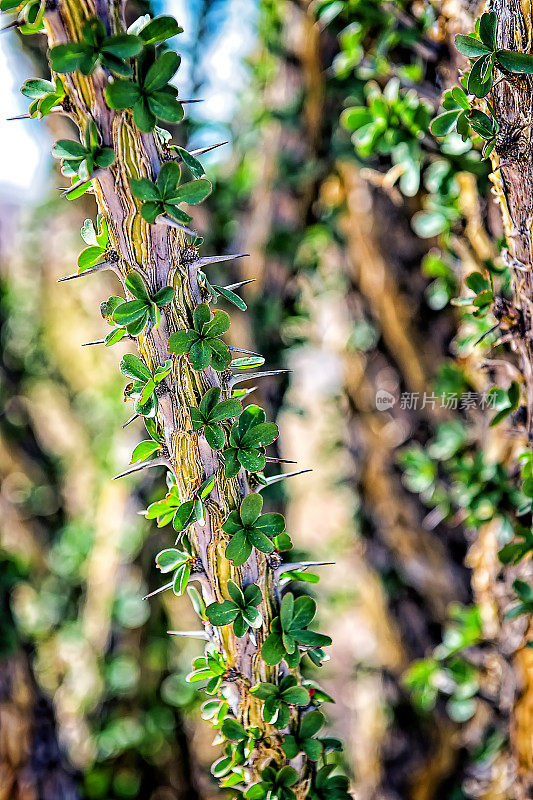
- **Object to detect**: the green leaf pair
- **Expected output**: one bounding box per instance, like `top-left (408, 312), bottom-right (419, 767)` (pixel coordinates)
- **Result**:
top-left (113, 272), bottom-right (175, 335)
top-left (245, 765), bottom-right (298, 800)
top-left (119, 353), bottom-right (172, 417)
top-left (168, 303), bottom-right (231, 371)
top-left (222, 404), bottom-right (279, 479)
top-left (105, 45), bottom-right (184, 132)
top-left (261, 593), bottom-right (332, 669)
top-left (155, 537), bottom-right (194, 596)
top-left (250, 674), bottom-right (310, 729)
top-left (190, 387), bottom-right (242, 450)
top-left (129, 161), bottom-right (212, 225)
top-left (78, 215), bottom-right (110, 272)
top-left (282, 709), bottom-right (326, 760)
top-left (50, 17), bottom-right (142, 77)
top-left (21, 76), bottom-right (65, 118)
top-left (206, 579), bottom-right (262, 638)
top-left (145, 473), bottom-right (215, 533)
top-left (223, 492), bottom-right (285, 567)
top-left (213, 723), bottom-right (261, 787)
top-left (52, 121), bottom-right (114, 189)
top-left (186, 648), bottom-right (226, 695)
top-left (309, 764), bottom-right (352, 800)
top-left (430, 85), bottom-right (499, 157)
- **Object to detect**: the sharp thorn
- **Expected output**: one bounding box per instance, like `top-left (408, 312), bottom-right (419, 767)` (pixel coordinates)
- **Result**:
top-left (1, 20), bottom-right (20, 32)
top-left (229, 370), bottom-right (289, 388)
top-left (277, 561), bottom-right (336, 574)
top-left (167, 630), bottom-right (210, 640)
top-left (112, 457), bottom-right (167, 480)
top-left (155, 215), bottom-right (196, 236)
top-left (57, 261), bottom-right (113, 282)
top-left (6, 113), bottom-right (31, 121)
top-left (195, 253), bottom-right (249, 268)
top-left (81, 339), bottom-right (105, 347)
top-left (143, 581), bottom-right (173, 600)
top-left (180, 98), bottom-right (204, 104)
top-left (189, 141), bottom-right (228, 157)
top-left (223, 278), bottom-right (255, 291)
top-left (228, 345), bottom-right (263, 356)
top-left (259, 469), bottom-right (312, 488)
top-left (122, 413), bottom-right (140, 429)
top-left (474, 324), bottom-right (499, 346)
top-left (264, 456), bottom-right (297, 464)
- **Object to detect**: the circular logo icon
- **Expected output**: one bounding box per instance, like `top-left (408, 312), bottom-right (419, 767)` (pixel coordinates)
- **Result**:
top-left (375, 389), bottom-right (395, 411)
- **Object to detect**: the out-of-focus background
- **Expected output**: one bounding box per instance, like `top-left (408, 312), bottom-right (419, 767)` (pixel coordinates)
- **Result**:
top-left (1, 2), bottom-right (525, 799)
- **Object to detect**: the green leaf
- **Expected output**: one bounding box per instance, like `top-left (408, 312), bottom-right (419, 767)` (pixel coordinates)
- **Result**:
top-left (173, 561), bottom-right (191, 595)
top-left (113, 299), bottom-right (148, 325)
top-left (49, 43), bottom-right (86, 73)
top-left (203, 309), bottom-right (230, 337)
top-left (454, 34), bottom-right (490, 58)
top-left (130, 176), bottom-right (160, 201)
top-left (204, 424), bottom-right (225, 450)
top-left (120, 353), bottom-right (152, 382)
top-left (496, 49), bottom-right (533, 74)
top-left (130, 439), bottom-right (160, 463)
top-left (148, 89), bottom-right (183, 123)
top-left (138, 15), bottom-right (183, 44)
top-left (168, 329), bottom-right (198, 354)
top-left (168, 178), bottom-right (212, 206)
top-left (140, 201), bottom-right (163, 223)
top-left (78, 245), bottom-right (105, 270)
top-left (144, 50), bottom-right (180, 93)
top-left (240, 422), bottom-right (279, 449)
top-left (221, 719), bottom-right (247, 741)
top-left (156, 548), bottom-right (188, 572)
top-left (189, 338), bottom-right (212, 370)
top-left (52, 139), bottom-right (87, 160)
top-left (214, 285), bottom-right (247, 311)
top-left (206, 600), bottom-right (239, 626)
top-left (133, 97), bottom-right (156, 132)
top-left (291, 595), bottom-right (316, 630)
top-left (172, 145), bottom-right (205, 178)
top-left (225, 529), bottom-right (252, 566)
top-left (152, 286), bottom-right (175, 306)
top-left (156, 161), bottom-right (181, 197)
top-left (282, 686), bottom-right (310, 705)
top-left (468, 53), bottom-right (494, 98)
top-left (430, 110), bottom-right (460, 137)
top-left (101, 33), bottom-right (142, 59)
top-left (240, 492), bottom-right (263, 525)
top-left (261, 630), bottom-right (286, 665)
top-left (209, 398), bottom-right (242, 423)
top-left (125, 271), bottom-right (150, 301)
top-left (105, 78), bottom-right (141, 109)
top-left (209, 339), bottom-right (232, 371)
top-left (21, 77), bottom-right (55, 98)
top-left (479, 12), bottom-right (497, 50)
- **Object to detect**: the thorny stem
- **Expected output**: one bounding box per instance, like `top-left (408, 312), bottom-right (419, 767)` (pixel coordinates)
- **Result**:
top-left (38, 0), bottom-right (316, 788)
